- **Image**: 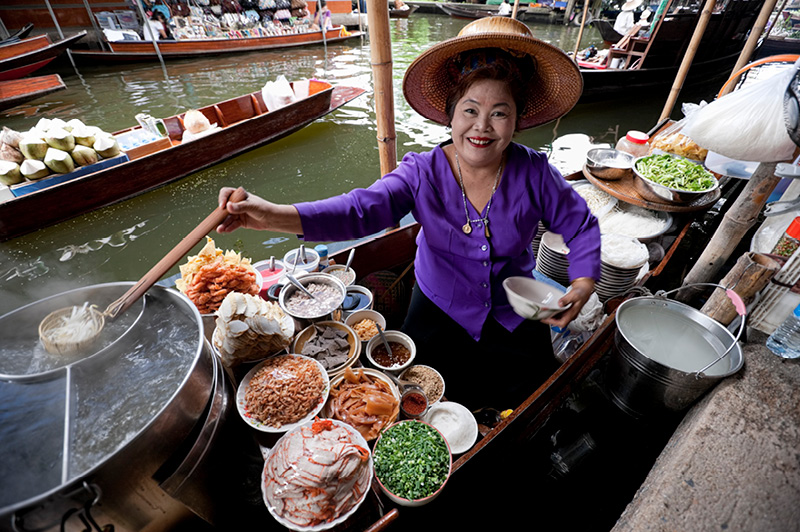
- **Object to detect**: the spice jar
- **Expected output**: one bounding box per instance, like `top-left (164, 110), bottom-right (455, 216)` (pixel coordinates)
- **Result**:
top-left (771, 216), bottom-right (800, 258)
top-left (615, 130), bottom-right (650, 158)
top-left (400, 385), bottom-right (428, 419)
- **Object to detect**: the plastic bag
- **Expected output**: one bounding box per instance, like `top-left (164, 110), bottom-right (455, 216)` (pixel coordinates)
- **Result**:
top-left (649, 102), bottom-right (709, 161)
top-left (682, 60), bottom-right (800, 163)
top-left (262, 75), bottom-right (297, 111)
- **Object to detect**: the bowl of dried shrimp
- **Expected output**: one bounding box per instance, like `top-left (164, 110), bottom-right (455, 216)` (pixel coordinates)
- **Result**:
top-left (324, 367), bottom-right (400, 442)
top-left (237, 354), bottom-right (329, 433)
top-left (279, 273), bottom-right (346, 320)
top-left (262, 418), bottom-right (372, 531)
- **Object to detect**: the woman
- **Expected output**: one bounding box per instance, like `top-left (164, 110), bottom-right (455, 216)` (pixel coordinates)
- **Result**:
top-left (312, 0), bottom-right (332, 30)
top-left (217, 18), bottom-right (601, 409)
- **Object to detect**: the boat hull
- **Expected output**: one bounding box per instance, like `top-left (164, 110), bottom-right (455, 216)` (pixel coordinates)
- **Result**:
top-left (0, 85), bottom-right (365, 241)
top-left (0, 73), bottom-right (65, 110)
top-left (0, 32), bottom-right (85, 80)
top-left (69, 29), bottom-right (361, 63)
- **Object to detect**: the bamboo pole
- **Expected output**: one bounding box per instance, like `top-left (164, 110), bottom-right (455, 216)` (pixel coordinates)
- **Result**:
top-left (718, 0), bottom-right (779, 97)
top-left (512, 0), bottom-right (521, 19)
top-left (658, 0), bottom-right (716, 122)
top-left (366, 0), bottom-right (397, 177)
top-left (680, 162), bottom-right (781, 294)
top-left (571, 0), bottom-right (591, 60)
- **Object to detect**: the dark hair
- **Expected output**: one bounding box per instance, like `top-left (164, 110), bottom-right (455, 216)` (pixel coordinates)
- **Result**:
top-left (445, 50), bottom-right (533, 131)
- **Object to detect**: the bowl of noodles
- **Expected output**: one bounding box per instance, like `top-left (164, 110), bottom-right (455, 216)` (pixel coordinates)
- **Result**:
top-left (324, 367), bottom-right (400, 441)
top-left (237, 354), bottom-right (329, 433)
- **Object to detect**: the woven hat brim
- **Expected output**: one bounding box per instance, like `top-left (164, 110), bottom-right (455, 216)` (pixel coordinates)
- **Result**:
top-left (403, 33), bottom-right (583, 130)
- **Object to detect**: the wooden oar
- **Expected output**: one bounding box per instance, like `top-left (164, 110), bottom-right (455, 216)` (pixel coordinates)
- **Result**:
top-left (571, 0), bottom-right (591, 61)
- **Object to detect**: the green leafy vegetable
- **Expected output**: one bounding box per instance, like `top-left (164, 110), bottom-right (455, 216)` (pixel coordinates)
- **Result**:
top-left (373, 421), bottom-right (450, 500)
top-left (635, 154), bottom-right (716, 192)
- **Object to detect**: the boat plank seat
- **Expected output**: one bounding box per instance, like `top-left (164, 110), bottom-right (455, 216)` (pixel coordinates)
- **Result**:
top-left (0, 35), bottom-right (51, 61)
top-left (215, 94), bottom-right (260, 127)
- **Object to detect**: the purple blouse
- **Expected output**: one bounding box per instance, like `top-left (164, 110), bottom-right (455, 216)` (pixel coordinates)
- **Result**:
top-left (295, 142), bottom-right (601, 340)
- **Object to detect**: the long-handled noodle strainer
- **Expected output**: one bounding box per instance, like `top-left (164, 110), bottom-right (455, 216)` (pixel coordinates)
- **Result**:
top-left (38, 188), bottom-right (248, 355)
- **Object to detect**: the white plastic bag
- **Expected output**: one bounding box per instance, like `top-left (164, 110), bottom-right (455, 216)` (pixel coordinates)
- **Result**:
top-left (682, 60), bottom-right (800, 163)
top-left (261, 75), bottom-right (297, 112)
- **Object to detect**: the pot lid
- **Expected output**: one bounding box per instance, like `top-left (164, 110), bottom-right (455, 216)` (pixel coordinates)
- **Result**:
top-left (0, 283), bottom-right (204, 513)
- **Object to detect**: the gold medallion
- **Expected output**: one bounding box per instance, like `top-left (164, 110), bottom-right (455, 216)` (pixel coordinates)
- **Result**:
top-left (462, 223), bottom-right (472, 234)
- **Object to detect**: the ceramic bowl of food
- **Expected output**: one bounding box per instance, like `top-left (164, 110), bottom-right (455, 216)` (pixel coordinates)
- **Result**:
top-left (399, 364), bottom-right (445, 405)
top-left (366, 330), bottom-right (416, 373)
top-left (373, 420), bottom-right (452, 507)
top-left (586, 148), bottom-right (635, 181)
top-left (503, 276), bottom-right (571, 321)
top-left (322, 264), bottom-right (357, 286)
top-left (292, 320), bottom-right (360, 377)
top-left (278, 273), bottom-right (346, 321)
top-left (345, 309), bottom-right (387, 345)
top-left (633, 153), bottom-right (718, 204)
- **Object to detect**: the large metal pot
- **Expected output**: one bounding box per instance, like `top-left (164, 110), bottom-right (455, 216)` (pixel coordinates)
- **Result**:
top-left (606, 293), bottom-right (744, 418)
top-left (0, 282), bottom-right (226, 532)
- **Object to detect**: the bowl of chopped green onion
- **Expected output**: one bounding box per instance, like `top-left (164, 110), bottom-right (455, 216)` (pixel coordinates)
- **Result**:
top-left (373, 420), bottom-right (452, 507)
top-left (633, 153), bottom-right (718, 204)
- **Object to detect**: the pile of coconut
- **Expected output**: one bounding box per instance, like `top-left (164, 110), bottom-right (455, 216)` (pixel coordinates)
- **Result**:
top-left (0, 118), bottom-right (122, 186)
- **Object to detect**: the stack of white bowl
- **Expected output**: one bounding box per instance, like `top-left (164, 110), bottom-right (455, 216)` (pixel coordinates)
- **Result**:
top-left (531, 221), bottom-right (547, 261)
top-left (535, 231), bottom-right (571, 287)
top-left (596, 233), bottom-right (649, 301)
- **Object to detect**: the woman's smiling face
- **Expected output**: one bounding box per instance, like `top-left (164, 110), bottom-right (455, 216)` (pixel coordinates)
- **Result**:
top-left (450, 78), bottom-right (517, 170)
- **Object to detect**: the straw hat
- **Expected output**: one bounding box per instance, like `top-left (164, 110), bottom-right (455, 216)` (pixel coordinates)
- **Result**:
top-left (402, 17), bottom-right (582, 130)
top-left (621, 0), bottom-right (643, 11)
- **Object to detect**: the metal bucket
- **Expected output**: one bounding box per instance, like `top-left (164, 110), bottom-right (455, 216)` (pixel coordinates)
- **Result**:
top-left (606, 290), bottom-right (745, 418)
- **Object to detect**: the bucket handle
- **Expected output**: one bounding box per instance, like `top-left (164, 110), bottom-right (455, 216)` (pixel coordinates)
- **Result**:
top-left (656, 282), bottom-right (746, 378)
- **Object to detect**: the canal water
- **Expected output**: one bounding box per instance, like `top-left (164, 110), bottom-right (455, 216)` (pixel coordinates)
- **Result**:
top-left (0, 14), bottom-right (720, 315)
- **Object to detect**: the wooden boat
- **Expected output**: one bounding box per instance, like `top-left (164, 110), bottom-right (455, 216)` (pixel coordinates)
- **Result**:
top-left (390, 4), bottom-right (418, 18)
top-left (0, 82), bottom-right (366, 241)
top-left (754, 35), bottom-right (800, 59)
top-left (437, 3), bottom-right (518, 20)
top-left (592, 18), bottom-right (624, 46)
top-left (0, 73), bottom-right (65, 111)
top-left (68, 28), bottom-right (362, 63)
top-left (579, 0), bottom-right (764, 101)
top-left (0, 23), bottom-right (34, 46)
top-left (0, 31), bottom-right (85, 81)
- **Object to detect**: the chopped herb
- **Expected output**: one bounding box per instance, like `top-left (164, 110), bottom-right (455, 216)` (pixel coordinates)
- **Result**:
top-left (635, 154), bottom-right (716, 192)
top-left (373, 421), bottom-right (450, 500)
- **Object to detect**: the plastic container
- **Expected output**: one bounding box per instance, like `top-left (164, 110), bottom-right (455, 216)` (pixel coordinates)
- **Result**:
top-left (253, 258), bottom-right (285, 299)
top-left (766, 302), bottom-right (800, 359)
top-left (283, 247), bottom-right (320, 274)
top-left (615, 130), bottom-right (650, 158)
top-left (314, 244), bottom-right (329, 268)
top-left (770, 216), bottom-right (800, 258)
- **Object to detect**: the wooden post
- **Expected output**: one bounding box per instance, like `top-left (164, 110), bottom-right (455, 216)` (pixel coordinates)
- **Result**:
top-left (680, 162), bottom-right (781, 293)
top-left (564, 0), bottom-right (577, 25)
top-left (367, 0), bottom-right (397, 177)
top-left (658, 0), bottom-right (716, 122)
top-left (572, 0), bottom-right (591, 60)
top-left (512, 0), bottom-right (521, 20)
top-left (718, 0), bottom-right (779, 98)
top-left (700, 252), bottom-right (780, 325)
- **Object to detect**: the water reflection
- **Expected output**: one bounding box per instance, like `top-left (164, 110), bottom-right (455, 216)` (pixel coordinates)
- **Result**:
top-left (0, 14), bottom-right (722, 315)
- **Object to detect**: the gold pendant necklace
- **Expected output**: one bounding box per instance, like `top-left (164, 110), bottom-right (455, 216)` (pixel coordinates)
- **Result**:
top-left (455, 151), bottom-right (503, 238)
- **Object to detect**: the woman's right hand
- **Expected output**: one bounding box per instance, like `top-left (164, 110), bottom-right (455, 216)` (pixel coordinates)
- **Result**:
top-left (217, 187), bottom-right (303, 234)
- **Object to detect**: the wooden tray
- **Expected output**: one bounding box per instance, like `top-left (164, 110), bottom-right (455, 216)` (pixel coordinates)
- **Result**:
top-left (582, 164), bottom-right (721, 213)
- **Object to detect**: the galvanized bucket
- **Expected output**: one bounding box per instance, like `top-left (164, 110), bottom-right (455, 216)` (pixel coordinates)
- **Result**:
top-left (606, 284), bottom-right (745, 418)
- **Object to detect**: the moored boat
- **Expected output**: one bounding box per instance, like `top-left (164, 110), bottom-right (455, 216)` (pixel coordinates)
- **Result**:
top-left (390, 4), bottom-right (418, 18)
top-left (437, 3), bottom-right (519, 20)
top-left (0, 74), bottom-right (65, 111)
top-left (68, 27), bottom-right (361, 63)
top-left (0, 81), bottom-right (366, 241)
top-left (0, 31), bottom-right (86, 81)
top-left (0, 23), bottom-right (34, 46)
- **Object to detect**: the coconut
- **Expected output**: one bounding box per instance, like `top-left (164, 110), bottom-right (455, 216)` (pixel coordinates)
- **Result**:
top-left (35, 118), bottom-right (53, 132)
top-left (0, 161), bottom-right (22, 185)
top-left (71, 125), bottom-right (96, 147)
top-left (71, 145), bottom-right (98, 166)
top-left (20, 159), bottom-right (50, 180)
top-left (19, 135), bottom-right (49, 160)
top-left (44, 147), bottom-right (75, 174)
top-left (0, 143), bottom-right (24, 164)
top-left (94, 135), bottom-right (120, 158)
top-left (50, 118), bottom-right (68, 131)
top-left (1, 127), bottom-right (23, 148)
top-left (45, 127), bottom-right (76, 152)
top-left (183, 110), bottom-right (211, 134)
top-left (64, 118), bottom-right (85, 132)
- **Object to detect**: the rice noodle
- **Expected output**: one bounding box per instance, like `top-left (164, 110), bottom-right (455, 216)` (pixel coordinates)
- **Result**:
top-left (41, 303), bottom-right (101, 345)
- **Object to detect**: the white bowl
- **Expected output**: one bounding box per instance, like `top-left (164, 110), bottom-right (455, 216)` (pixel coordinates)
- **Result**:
top-left (503, 277), bottom-right (571, 320)
top-left (373, 420), bottom-right (452, 507)
top-left (345, 309), bottom-right (387, 344)
top-left (423, 401), bottom-right (478, 454)
top-left (399, 364), bottom-right (445, 404)
top-left (366, 330), bottom-right (416, 373)
top-left (236, 354), bottom-right (329, 433)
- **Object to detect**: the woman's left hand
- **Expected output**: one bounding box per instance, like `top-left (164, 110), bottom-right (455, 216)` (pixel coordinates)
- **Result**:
top-left (541, 277), bottom-right (596, 330)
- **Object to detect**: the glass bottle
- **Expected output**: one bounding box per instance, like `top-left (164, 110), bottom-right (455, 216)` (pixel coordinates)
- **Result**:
top-left (766, 303), bottom-right (800, 359)
top-left (615, 130), bottom-right (650, 158)
top-left (770, 216), bottom-right (800, 259)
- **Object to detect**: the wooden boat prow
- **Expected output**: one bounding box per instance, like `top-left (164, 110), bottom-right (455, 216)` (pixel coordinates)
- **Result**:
top-left (0, 31), bottom-right (86, 81)
top-left (0, 73), bottom-right (65, 111)
top-left (0, 82), bottom-right (366, 241)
